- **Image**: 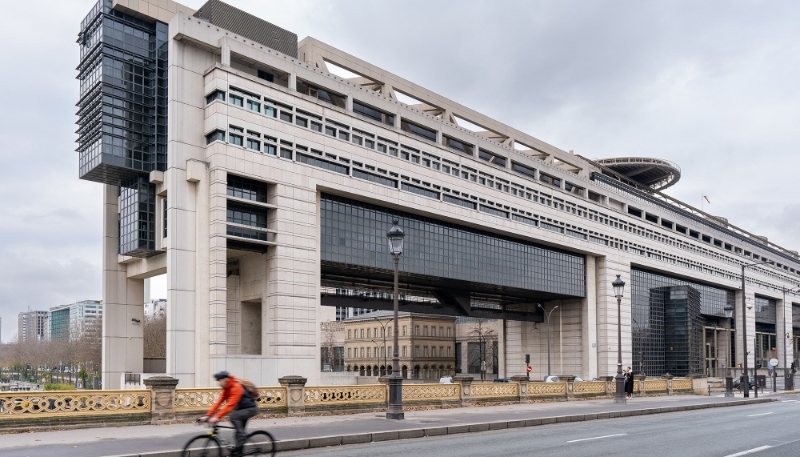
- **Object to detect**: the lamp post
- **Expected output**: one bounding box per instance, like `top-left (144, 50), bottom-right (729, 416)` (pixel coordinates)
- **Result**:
top-left (386, 220), bottom-right (405, 420)
top-left (724, 303), bottom-right (734, 397)
top-left (782, 286), bottom-right (800, 391)
top-left (613, 274), bottom-right (626, 404)
top-left (741, 260), bottom-right (772, 398)
top-left (537, 304), bottom-right (559, 378)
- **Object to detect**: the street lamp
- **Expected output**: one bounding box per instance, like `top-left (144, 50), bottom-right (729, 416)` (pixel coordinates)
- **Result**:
top-left (782, 286), bottom-right (800, 391)
top-left (537, 304), bottom-right (559, 378)
top-left (386, 219), bottom-right (405, 420)
top-left (724, 303), bottom-right (734, 397)
top-left (612, 274), bottom-right (626, 404)
top-left (741, 260), bottom-right (772, 398)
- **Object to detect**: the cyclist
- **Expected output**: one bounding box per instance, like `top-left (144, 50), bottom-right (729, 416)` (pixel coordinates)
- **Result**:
top-left (199, 371), bottom-right (259, 447)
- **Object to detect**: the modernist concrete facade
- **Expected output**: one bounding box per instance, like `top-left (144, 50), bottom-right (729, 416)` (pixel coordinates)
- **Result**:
top-left (77, 0), bottom-right (800, 389)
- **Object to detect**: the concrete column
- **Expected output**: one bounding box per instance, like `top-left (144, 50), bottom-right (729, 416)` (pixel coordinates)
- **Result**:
top-left (455, 375), bottom-right (474, 406)
top-left (595, 257), bottom-right (632, 377)
top-left (288, 72), bottom-right (297, 91)
top-left (734, 290), bottom-right (756, 371)
top-left (144, 376), bottom-right (180, 424)
top-left (345, 95), bottom-right (353, 112)
top-left (279, 375), bottom-right (307, 417)
top-left (101, 184), bottom-right (144, 390)
top-left (220, 38), bottom-right (231, 66)
top-left (510, 375), bottom-right (528, 402)
top-left (582, 255), bottom-right (598, 380)
top-left (662, 373), bottom-right (674, 395)
top-left (777, 297), bottom-right (793, 375)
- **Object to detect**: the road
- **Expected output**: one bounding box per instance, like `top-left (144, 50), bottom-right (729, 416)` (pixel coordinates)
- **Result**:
top-left (279, 397), bottom-right (800, 457)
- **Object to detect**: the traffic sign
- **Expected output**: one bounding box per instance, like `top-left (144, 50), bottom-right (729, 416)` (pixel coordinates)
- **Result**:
top-left (769, 358), bottom-right (779, 367)
top-left (526, 365), bottom-right (532, 373)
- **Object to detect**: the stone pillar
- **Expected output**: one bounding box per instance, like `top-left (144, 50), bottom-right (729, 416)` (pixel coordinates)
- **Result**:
top-left (582, 256), bottom-right (599, 380)
top-left (144, 376), bottom-right (180, 424)
top-left (560, 375), bottom-right (576, 399)
top-left (662, 374), bottom-right (674, 395)
top-left (600, 375), bottom-right (614, 395)
top-left (279, 376), bottom-right (307, 417)
top-left (511, 375), bottom-right (528, 402)
top-left (634, 375), bottom-right (645, 396)
top-left (288, 72), bottom-right (297, 91)
top-left (455, 375), bottom-right (474, 407)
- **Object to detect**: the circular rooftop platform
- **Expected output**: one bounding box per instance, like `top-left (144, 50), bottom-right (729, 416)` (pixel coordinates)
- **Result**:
top-left (596, 157), bottom-right (681, 190)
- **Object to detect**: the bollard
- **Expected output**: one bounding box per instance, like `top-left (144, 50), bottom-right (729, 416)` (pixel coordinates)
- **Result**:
top-left (278, 375), bottom-right (307, 417)
top-left (143, 376), bottom-right (180, 425)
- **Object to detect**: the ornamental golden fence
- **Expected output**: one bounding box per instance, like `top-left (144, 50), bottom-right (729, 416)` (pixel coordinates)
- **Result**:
top-left (672, 379), bottom-right (693, 390)
top-left (573, 381), bottom-right (606, 394)
top-left (0, 390), bottom-right (150, 419)
top-left (528, 382), bottom-right (567, 396)
top-left (174, 387), bottom-right (286, 411)
top-left (471, 382), bottom-right (519, 399)
top-left (643, 380), bottom-right (668, 391)
top-left (304, 385), bottom-right (385, 405)
top-left (402, 383), bottom-right (460, 401)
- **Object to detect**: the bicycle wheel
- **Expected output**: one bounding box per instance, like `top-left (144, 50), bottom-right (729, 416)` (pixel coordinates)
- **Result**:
top-left (240, 430), bottom-right (276, 457)
top-left (181, 434), bottom-right (222, 457)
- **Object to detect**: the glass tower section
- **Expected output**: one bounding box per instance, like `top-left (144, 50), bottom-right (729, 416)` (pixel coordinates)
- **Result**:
top-left (631, 269), bottom-right (735, 377)
top-left (76, 0), bottom-right (168, 257)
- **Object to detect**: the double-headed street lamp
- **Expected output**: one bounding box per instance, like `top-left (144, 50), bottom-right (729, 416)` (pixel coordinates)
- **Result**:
top-left (613, 274), bottom-right (626, 404)
top-left (386, 220), bottom-right (405, 420)
top-left (724, 303), bottom-right (734, 397)
top-left (537, 304), bottom-right (559, 378)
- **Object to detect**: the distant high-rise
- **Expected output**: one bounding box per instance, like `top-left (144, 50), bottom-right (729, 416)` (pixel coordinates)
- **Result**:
top-left (18, 311), bottom-right (48, 343)
top-left (49, 300), bottom-right (103, 342)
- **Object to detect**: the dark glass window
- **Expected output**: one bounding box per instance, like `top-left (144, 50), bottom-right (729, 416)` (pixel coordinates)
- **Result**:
top-left (443, 136), bottom-right (474, 155)
top-left (320, 194), bottom-right (585, 297)
top-left (280, 147), bottom-right (293, 159)
top-left (297, 153), bottom-right (349, 174)
top-left (512, 214), bottom-right (537, 226)
top-left (401, 182), bottom-right (440, 200)
top-left (401, 119), bottom-right (436, 142)
top-left (247, 100), bottom-right (260, 112)
top-left (311, 121), bottom-right (322, 132)
top-left (443, 194), bottom-right (477, 210)
top-left (353, 169), bottom-right (397, 188)
top-left (478, 149), bottom-right (506, 167)
top-left (257, 69), bottom-right (274, 82)
top-left (339, 131), bottom-right (350, 141)
top-left (511, 162), bottom-right (536, 179)
top-left (353, 100), bottom-right (393, 125)
top-left (296, 117), bottom-right (308, 128)
top-left (227, 201), bottom-right (268, 228)
top-left (226, 225), bottom-right (267, 241)
top-left (229, 134), bottom-right (243, 147)
top-left (479, 205), bottom-right (508, 218)
top-left (325, 126), bottom-right (336, 136)
top-left (205, 130), bottom-right (225, 145)
top-left (206, 90), bottom-right (225, 104)
top-left (279, 111), bottom-right (292, 122)
top-left (230, 95), bottom-right (243, 107)
top-left (265, 105), bottom-right (277, 118)
top-left (227, 175), bottom-right (268, 203)
top-left (246, 138), bottom-right (260, 151)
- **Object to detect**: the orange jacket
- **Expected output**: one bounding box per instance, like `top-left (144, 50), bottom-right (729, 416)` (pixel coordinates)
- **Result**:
top-left (206, 375), bottom-right (245, 419)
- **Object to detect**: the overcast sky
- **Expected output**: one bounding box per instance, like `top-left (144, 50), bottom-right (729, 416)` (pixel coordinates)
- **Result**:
top-left (0, 0), bottom-right (798, 342)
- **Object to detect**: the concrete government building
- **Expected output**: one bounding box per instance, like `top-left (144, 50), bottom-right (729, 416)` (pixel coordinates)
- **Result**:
top-left (77, 0), bottom-right (800, 389)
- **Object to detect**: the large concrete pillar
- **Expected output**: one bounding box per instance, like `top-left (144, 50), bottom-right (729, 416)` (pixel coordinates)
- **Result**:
top-left (595, 256), bottom-right (632, 377)
top-left (582, 255), bottom-right (598, 379)
top-left (734, 290), bottom-right (756, 372)
top-left (101, 184), bottom-right (144, 390)
top-left (777, 297), bottom-right (793, 373)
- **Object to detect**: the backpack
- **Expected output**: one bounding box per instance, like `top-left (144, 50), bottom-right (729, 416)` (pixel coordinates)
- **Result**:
top-left (238, 378), bottom-right (261, 401)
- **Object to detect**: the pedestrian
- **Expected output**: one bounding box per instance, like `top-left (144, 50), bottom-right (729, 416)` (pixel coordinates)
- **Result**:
top-left (624, 366), bottom-right (634, 398)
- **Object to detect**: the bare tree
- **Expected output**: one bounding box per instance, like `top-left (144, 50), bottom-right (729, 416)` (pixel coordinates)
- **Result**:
top-left (466, 319), bottom-right (498, 380)
top-left (143, 313), bottom-right (167, 358)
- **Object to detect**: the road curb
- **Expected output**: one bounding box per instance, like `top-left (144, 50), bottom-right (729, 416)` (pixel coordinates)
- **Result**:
top-left (131, 398), bottom-right (776, 457)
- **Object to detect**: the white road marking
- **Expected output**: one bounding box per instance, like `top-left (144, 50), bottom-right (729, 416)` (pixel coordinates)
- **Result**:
top-left (781, 400), bottom-right (799, 402)
top-left (747, 412), bottom-right (773, 417)
top-left (724, 445), bottom-right (772, 457)
top-left (567, 433), bottom-right (627, 443)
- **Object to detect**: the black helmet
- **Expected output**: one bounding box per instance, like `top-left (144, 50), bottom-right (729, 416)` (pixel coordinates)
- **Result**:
top-left (213, 371), bottom-right (231, 381)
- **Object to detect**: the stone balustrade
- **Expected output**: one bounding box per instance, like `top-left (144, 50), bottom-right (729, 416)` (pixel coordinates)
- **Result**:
top-left (0, 374), bottom-right (702, 429)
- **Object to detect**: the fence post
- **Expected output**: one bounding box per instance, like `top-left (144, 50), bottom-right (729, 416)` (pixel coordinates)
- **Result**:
top-left (600, 376), bottom-right (614, 396)
top-left (561, 375), bottom-right (576, 400)
top-left (279, 376), bottom-right (307, 417)
top-left (143, 376), bottom-right (179, 425)
top-left (455, 375), bottom-right (474, 407)
top-left (510, 375), bottom-right (528, 403)
top-left (662, 373), bottom-right (674, 395)
top-left (634, 375), bottom-right (645, 397)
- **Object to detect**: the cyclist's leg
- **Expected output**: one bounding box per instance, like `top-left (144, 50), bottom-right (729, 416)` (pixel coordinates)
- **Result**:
top-left (228, 409), bottom-right (249, 448)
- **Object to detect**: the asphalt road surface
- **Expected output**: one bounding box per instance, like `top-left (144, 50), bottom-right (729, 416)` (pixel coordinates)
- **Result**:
top-left (282, 398), bottom-right (800, 457)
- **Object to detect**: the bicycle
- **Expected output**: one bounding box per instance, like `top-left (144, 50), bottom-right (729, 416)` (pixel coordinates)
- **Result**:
top-left (181, 422), bottom-right (276, 457)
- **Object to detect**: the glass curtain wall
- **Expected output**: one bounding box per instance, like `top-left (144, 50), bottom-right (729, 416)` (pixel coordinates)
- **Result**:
top-left (631, 269), bottom-right (735, 377)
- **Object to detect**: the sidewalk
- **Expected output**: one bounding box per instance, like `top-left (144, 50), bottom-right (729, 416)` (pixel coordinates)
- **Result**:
top-left (0, 393), bottom-right (782, 457)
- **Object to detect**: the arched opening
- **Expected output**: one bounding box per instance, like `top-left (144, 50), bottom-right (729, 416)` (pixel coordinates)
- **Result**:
top-left (401, 365), bottom-right (408, 379)
top-left (380, 365), bottom-right (386, 376)
top-left (414, 365), bottom-right (421, 379)
top-left (360, 366), bottom-right (365, 376)
top-left (366, 366), bottom-right (372, 376)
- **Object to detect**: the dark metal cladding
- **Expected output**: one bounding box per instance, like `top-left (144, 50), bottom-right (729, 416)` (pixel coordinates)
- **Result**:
top-left (193, 0), bottom-right (298, 58)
